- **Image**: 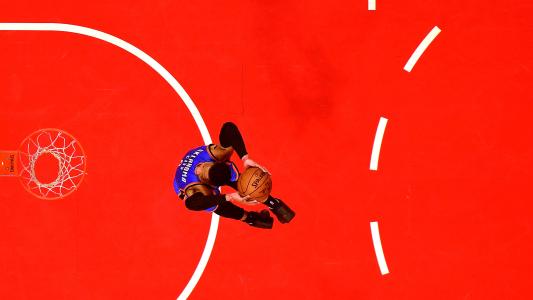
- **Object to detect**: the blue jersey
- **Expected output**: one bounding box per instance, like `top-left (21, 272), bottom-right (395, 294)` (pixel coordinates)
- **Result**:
top-left (173, 145), bottom-right (238, 211)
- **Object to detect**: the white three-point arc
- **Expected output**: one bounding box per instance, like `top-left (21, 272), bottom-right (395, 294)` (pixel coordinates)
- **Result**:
top-left (0, 22), bottom-right (215, 300)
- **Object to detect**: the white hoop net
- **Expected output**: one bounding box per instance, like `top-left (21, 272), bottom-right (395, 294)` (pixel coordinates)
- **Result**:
top-left (18, 129), bottom-right (86, 200)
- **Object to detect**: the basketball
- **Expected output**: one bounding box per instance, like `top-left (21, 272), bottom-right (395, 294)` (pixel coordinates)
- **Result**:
top-left (237, 167), bottom-right (272, 202)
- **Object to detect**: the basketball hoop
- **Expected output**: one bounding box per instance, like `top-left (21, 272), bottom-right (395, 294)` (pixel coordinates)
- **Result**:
top-left (0, 128), bottom-right (87, 200)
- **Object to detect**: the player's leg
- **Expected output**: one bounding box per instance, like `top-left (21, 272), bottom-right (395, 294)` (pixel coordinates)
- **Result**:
top-left (262, 195), bottom-right (295, 224)
top-left (226, 179), bottom-right (295, 224)
top-left (214, 201), bottom-right (273, 229)
top-left (219, 122), bottom-right (247, 157)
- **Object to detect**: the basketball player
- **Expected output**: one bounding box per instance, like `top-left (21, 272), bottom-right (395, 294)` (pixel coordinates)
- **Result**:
top-left (173, 122), bottom-right (295, 229)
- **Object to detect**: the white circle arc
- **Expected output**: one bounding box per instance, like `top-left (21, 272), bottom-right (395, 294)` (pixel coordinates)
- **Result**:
top-left (0, 22), bottom-right (218, 300)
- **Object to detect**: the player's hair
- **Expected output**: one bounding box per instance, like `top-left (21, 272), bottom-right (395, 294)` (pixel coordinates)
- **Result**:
top-left (208, 162), bottom-right (231, 186)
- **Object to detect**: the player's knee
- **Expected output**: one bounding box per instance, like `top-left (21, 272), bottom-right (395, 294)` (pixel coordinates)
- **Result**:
top-left (185, 196), bottom-right (204, 211)
top-left (221, 122), bottom-right (237, 131)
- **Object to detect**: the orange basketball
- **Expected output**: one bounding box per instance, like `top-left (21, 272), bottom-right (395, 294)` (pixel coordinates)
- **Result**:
top-left (237, 167), bottom-right (272, 202)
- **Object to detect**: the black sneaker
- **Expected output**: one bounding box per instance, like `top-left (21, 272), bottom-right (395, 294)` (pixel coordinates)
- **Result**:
top-left (265, 197), bottom-right (295, 224)
top-left (243, 210), bottom-right (273, 229)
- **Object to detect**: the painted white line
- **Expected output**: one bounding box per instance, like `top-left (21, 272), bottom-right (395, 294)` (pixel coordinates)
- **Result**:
top-left (370, 117), bottom-right (388, 171)
top-left (368, 0), bottom-right (376, 10)
top-left (404, 26), bottom-right (441, 72)
top-left (370, 221), bottom-right (389, 275)
top-left (0, 23), bottom-right (216, 300)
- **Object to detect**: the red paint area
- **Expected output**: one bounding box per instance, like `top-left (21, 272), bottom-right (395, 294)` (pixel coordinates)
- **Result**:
top-left (1, 0), bottom-right (532, 299)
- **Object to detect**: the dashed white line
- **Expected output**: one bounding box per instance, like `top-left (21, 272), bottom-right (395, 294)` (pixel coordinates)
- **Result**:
top-left (370, 221), bottom-right (389, 275)
top-left (0, 22), bottom-right (216, 300)
top-left (404, 26), bottom-right (441, 72)
top-left (368, 0), bottom-right (376, 11)
top-left (370, 117), bottom-right (388, 171)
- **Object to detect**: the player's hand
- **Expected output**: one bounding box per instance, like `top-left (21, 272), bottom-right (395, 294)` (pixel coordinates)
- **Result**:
top-left (242, 155), bottom-right (270, 174)
top-left (226, 192), bottom-right (259, 205)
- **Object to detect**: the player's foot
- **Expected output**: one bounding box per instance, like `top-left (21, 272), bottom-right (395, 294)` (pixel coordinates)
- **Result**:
top-left (265, 197), bottom-right (295, 224)
top-left (243, 210), bottom-right (273, 229)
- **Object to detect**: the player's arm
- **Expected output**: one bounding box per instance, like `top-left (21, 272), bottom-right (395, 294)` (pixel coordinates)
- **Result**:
top-left (184, 184), bottom-right (269, 227)
top-left (183, 184), bottom-right (225, 211)
top-left (183, 185), bottom-right (248, 216)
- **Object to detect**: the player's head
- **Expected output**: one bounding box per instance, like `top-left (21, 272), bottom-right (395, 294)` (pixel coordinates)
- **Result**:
top-left (197, 162), bottom-right (231, 186)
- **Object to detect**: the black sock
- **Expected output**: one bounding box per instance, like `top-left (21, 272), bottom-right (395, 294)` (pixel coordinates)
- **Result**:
top-left (264, 196), bottom-right (281, 209)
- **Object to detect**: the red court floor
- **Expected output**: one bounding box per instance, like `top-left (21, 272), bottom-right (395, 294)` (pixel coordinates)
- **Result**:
top-left (1, 0), bottom-right (532, 299)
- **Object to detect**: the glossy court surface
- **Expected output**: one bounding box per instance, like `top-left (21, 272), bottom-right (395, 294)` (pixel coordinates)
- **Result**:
top-left (0, 0), bottom-right (532, 299)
